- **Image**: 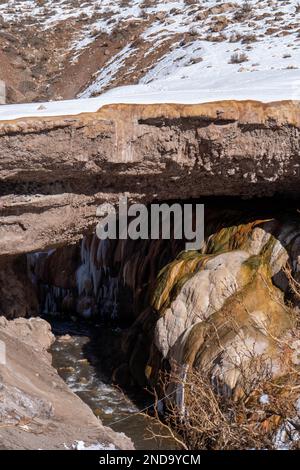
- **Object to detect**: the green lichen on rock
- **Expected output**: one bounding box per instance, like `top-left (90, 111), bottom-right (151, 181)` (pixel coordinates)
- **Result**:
top-left (145, 215), bottom-right (300, 395)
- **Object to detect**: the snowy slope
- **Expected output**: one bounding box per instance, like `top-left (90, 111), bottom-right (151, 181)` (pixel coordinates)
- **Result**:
top-left (78, 0), bottom-right (300, 98)
top-left (0, 0), bottom-right (299, 119)
top-left (0, 66), bottom-right (299, 122)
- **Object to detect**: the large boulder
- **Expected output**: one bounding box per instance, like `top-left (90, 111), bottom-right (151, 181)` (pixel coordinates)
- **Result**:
top-left (140, 214), bottom-right (300, 395)
top-left (1, 101), bottom-right (300, 257)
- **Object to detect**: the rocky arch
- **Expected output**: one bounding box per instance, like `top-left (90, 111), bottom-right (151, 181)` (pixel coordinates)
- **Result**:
top-left (1, 100), bottom-right (300, 257)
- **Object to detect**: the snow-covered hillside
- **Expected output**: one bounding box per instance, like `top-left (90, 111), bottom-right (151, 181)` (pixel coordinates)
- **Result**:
top-left (0, 1), bottom-right (299, 107)
top-left (78, 0), bottom-right (300, 99)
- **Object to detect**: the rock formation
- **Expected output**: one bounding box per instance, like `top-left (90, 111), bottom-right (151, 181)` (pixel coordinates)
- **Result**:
top-left (1, 100), bottom-right (300, 257)
top-left (1, 0), bottom-right (300, 450)
top-left (0, 316), bottom-right (133, 450)
top-left (1, 99), bottom-right (300, 447)
top-left (146, 213), bottom-right (300, 392)
top-left (21, 206), bottom-right (300, 396)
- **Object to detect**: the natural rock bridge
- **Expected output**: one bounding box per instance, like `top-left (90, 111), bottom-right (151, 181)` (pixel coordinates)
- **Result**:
top-left (1, 99), bottom-right (300, 448)
top-left (0, 100), bottom-right (300, 257)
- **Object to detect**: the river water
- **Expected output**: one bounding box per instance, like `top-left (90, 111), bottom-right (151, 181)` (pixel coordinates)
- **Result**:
top-left (49, 319), bottom-right (177, 450)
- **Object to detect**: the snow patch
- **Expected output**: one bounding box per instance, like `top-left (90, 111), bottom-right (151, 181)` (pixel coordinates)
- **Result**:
top-left (73, 440), bottom-right (116, 451)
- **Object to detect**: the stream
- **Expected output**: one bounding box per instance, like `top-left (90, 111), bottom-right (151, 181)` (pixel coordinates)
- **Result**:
top-left (49, 319), bottom-right (177, 450)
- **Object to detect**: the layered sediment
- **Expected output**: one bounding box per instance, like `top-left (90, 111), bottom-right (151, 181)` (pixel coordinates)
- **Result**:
top-left (1, 100), bottom-right (300, 257)
top-left (1, 100), bottom-right (300, 446)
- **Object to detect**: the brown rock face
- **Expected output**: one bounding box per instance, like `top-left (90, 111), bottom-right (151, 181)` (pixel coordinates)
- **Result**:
top-left (1, 100), bottom-right (300, 258)
top-left (0, 316), bottom-right (134, 450)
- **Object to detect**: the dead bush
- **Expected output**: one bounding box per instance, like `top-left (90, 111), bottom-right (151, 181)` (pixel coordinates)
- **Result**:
top-left (149, 356), bottom-right (300, 450)
top-left (233, 1), bottom-right (253, 21)
top-left (241, 34), bottom-right (257, 44)
top-left (229, 52), bottom-right (249, 64)
top-left (147, 269), bottom-right (300, 450)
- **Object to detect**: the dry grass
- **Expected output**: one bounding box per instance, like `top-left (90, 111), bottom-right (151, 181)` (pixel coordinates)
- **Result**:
top-left (149, 354), bottom-right (300, 450)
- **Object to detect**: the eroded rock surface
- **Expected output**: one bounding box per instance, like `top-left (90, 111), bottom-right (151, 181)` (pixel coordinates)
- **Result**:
top-left (1, 100), bottom-right (300, 256)
top-left (20, 205), bottom-right (300, 397)
top-left (142, 212), bottom-right (300, 396)
top-left (0, 316), bottom-right (133, 450)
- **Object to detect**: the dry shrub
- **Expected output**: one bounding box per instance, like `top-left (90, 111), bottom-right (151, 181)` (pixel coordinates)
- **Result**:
top-left (146, 259), bottom-right (300, 450)
top-left (184, 0), bottom-right (199, 5)
top-left (241, 34), bottom-right (257, 44)
top-left (149, 356), bottom-right (300, 450)
top-left (283, 263), bottom-right (300, 306)
top-left (229, 52), bottom-right (248, 64)
top-left (233, 1), bottom-right (253, 21)
top-left (148, 273), bottom-right (300, 450)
